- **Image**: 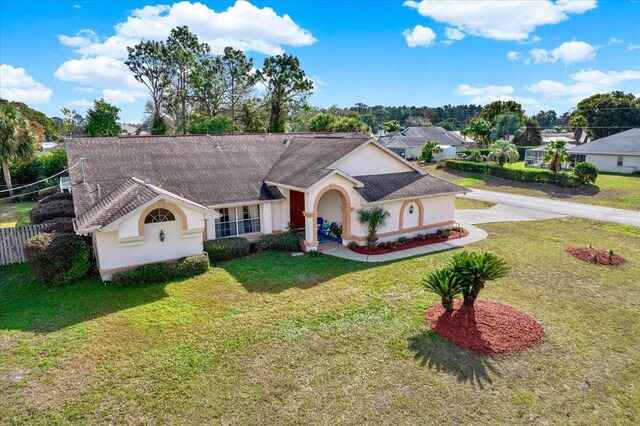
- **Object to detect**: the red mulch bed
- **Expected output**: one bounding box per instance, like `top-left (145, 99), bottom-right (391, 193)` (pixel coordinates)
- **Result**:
top-left (350, 229), bottom-right (468, 255)
top-left (565, 247), bottom-right (626, 266)
top-left (426, 300), bottom-right (544, 356)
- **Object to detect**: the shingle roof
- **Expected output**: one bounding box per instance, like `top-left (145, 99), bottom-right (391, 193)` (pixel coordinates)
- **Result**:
top-left (385, 127), bottom-right (466, 147)
top-left (265, 134), bottom-right (370, 188)
top-left (569, 128), bottom-right (640, 155)
top-left (66, 133), bottom-right (367, 217)
top-left (74, 177), bottom-right (212, 230)
top-left (354, 172), bottom-right (468, 202)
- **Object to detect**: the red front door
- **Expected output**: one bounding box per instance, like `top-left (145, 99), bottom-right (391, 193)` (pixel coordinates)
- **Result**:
top-left (289, 190), bottom-right (306, 229)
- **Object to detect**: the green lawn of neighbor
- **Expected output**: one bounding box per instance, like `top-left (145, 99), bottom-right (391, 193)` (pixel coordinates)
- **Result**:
top-left (425, 162), bottom-right (640, 211)
top-left (1, 217), bottom-right (638, 424)
top-left (0, 201), bottom-right (36, 228)
top-left (455, 197), bottom-right (496, 210)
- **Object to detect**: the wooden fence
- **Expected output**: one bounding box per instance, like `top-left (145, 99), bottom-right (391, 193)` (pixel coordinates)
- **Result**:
top-left (0, 224), bottom-right (47, 266)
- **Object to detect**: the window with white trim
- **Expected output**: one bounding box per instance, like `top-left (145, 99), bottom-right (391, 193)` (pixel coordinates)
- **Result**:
top-left (617, 156), bottom-right (624, 167)
top-left (144, 208), bottom-right (176, 224)
top-left (215, 205), bottom-right (260, 237)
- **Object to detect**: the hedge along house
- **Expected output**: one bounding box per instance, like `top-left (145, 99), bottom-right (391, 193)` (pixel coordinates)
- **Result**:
top-left (66, 134), bottom-right (467, 279)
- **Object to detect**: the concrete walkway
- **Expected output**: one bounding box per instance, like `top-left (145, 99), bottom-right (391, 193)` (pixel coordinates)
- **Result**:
top-left (459, 189), bottom-right (640, 226)
top-left (321, 224), bottom-right (488, 263)
top-left (455, 204), bottom-right (565, 224)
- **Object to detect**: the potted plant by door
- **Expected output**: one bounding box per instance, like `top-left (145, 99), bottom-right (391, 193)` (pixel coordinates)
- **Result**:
top-left (333, 223), bottom-right (343, 243)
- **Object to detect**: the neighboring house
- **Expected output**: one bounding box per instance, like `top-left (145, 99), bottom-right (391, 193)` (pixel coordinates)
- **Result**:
top-left (542, 131), bottom-right (589, 145)
top-left (569, 128), bottom-right (640, 174)
top-left (66, 133), bottom-right (467, 280)
top-left (39, 141), bottom-right (58, 151)
top-left (381, 126), bottom-right (468, 160)
top-left (524, 144), bottom-right (577, 168)
top-left (120, 123), bottom-right (149, 136)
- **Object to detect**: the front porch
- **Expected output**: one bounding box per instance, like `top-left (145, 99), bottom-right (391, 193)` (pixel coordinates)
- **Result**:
top-left (288, 184), bottom-right (353, 252)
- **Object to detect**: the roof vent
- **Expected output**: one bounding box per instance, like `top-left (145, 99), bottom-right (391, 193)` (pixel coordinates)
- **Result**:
top-left (144, 179), bottom-right (151, 185)
top-left (283, 137), bottom-right (290, 146)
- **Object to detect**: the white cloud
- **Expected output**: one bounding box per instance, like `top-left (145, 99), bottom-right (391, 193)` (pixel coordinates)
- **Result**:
top-left (609, 38), bottom-right (622, 44)
top-left (68, 99), bottom-right (93, 107)
top-left (525, 69), bottom-right (640, 100)
top-left (73, 4), bottom-right (81, 9)
top-left (507, 51), bottom-right (521, 61)
top-left (75, 87), bottom-right (96, 94)
top-left (58, 1), bottom-right (316, 58)
top-left (629, 43), bottom-right (640, 51)
top-left (445, 27), bottom-right (465, 41)
top-left (455, 83), bottom-right (538, 105)
top-left (403, 0), bottom-right (597, 41)
top-left (54, 56), bottom-right (147, 104)
top-left (102, 89), bottom-right (147, 104)
top-left (0, 64), bottom-right (52, 104)
top-left (528, 41), bottom-right (596, 64)
top-left (403, 25), bottom-right (437, 47)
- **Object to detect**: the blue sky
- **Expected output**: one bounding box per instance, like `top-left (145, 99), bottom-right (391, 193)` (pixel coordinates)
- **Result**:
top-left (1, 0), bottom-right (639, 123)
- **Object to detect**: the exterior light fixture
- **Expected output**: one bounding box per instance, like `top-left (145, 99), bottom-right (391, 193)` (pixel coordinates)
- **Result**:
top-left (409, 205), bottom-right (414, 214)
top-left (159, 230), bottom-right (165, 242)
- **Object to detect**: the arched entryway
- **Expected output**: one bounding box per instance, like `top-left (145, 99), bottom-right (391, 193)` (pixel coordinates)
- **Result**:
top-left (304, 184), bottom-right (353, 250)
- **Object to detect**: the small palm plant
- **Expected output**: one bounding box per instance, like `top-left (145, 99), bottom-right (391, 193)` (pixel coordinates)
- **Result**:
top-left (419, 140), bottom-right (442, 163)
top-left (423, 268), bottom-right (465, 312)
top-left (544, 140), bottom-right (570, 173)
top-left (449, 251), bottom-right (509, 307)
top-left (356, 206), bottom-right (391, 249)
top-left (487, 140), bottom-right (519, 167)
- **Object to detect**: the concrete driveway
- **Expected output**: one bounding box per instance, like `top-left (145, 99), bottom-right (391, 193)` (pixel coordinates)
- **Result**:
top-left (458, 189), bottom-right (640, 226)
top-left (455, 204), bottom-right (565, 224)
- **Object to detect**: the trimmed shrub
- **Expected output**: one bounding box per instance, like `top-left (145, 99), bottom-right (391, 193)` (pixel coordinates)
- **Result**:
top-left (37, 186), bottom-right (58, 200)
top-left (41, 217), bottom-right (75, 233)
top-left (204, 237), bottom-right (250, 262)
top-left (111, 253), bottom-right (209, 286)
top-left (573, 162), bottom-right (598, 184)
top-left (258, 233), bottom-right (300, 252)
top-left (466, 151), bottom-right (484, 163)
top-left (29, 199), bottom-right (75, 224)
top-left (24, 233), bottom-right (90, 286)
top-left (444, 160), bottom-right (581, 187)
top-left (459, 146), bottom-right (537, 161)
top-left (39, 191), bottom-right (73, 204)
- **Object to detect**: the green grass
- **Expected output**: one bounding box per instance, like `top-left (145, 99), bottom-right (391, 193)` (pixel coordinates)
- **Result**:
top-left (0, 201), bottom-right (36, 228)
top-left (1, 218), bottom-right (639, 424)
top-left (455, 197), bottom-right (496, 210)
top-left (426, 162), bottom-right (640, 210)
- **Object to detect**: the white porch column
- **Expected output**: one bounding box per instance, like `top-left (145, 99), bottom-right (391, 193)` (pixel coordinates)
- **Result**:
top-left (262, 203), bottom-right (273, 235)
top-left (303, 212), bottom-right (318, 251)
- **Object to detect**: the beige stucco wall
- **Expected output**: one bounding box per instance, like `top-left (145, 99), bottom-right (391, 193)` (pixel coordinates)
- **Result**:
top-left (96, 203), bottom-right (207, 279)
top-left (584, 154), bottom-right (640, 174)
top-left (317, 189), bottom-right (344, 224)
top-left (333, 143), bottom-right (414, 176)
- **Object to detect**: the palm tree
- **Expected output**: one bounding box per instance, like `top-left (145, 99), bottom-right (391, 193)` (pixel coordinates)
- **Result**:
top-left (0, 106), bottom-right (36, 196)
top-left (419, 140), bottom-right (442, 163)
top-left (487, 140), bottom-right (519, 166)
top-left (449, 251), bottom-right (509, 307)
top-left (570, 114), bottom-right (588, 142)
top-left (462, 118), bottom-right (491, 147)
top-left (544, 140), bottom-right (570, 173)
top-left (423, 269), bottom-right (465, 311)
top-left (356, 206), bottom-right (391, 249)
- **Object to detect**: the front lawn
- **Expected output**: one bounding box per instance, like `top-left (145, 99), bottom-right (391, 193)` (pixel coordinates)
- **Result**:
top-left (1, 218), bottom-right (638, 424)
top-left (426, 162), bottom-right (640, 210)
top-left (0, 201), bottom-right (36, 228)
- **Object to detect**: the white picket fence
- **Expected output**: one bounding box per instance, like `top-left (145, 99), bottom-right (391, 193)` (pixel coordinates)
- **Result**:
top-left (0, 224), bottom-right (47, 266)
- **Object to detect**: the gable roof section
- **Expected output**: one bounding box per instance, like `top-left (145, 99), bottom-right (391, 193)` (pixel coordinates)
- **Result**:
top-left (569, 128), bottom-right (640, 155)
top-left (384, 126), bottom-right (466, 147)
top-left (66, 134), bottom-right (325, 217)
top-left (74, 177), bottom-right (214, 231)
top-left (354, 172), bottom-right (468, 203)
top-left (264, 133), bottom-right (370, 188)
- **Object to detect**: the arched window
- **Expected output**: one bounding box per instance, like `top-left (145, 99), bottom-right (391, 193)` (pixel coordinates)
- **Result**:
top-left (144, 208), bottom-right (176, 224)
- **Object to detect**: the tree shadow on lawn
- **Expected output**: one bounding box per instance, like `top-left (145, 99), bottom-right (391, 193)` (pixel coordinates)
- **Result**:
top-left (407, 330), bottom-right (501, 389)
top-left (0, 264), bottom-right (170, 333)
top-left (219, 251), bottom-right (377, 294)
top-left (444, 168), bottom-right (601, 199)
